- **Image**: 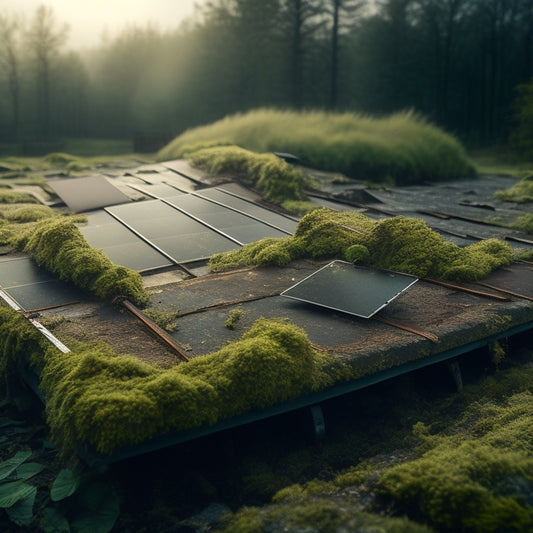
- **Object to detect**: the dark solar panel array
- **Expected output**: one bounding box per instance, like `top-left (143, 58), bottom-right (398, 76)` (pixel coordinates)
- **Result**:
top-left (106, 199), bottom-right (240, 263)
top-left (0, 257), bottom-right (83, 312)
top-left (281, 261), bottom-right (417, 318)
top-left (80, 211), bottom-right (173, 272)
top-left (164, 194), bottom-right (289, 244)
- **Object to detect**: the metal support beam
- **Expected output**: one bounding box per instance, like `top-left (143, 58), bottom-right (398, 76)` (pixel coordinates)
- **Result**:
top-left (447, 360), bottom-right (463, 392)
top-left (310, 404), bottom-right (326, 443)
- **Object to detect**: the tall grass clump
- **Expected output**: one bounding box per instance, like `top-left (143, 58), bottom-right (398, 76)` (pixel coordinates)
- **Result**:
top-left (209, 209), bottom-right (512, 281)
top-left (21, 217), bottom-right (148, 306)
top-left (158, 109), bottom-right (475, 184)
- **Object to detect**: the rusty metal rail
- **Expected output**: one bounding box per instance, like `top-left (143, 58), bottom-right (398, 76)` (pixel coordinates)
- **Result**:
top-left (475, 282), bottom-right (533, 302)
top-left (121, 299), bottom-right (190, 362)
top-left (422, 278), bottom-right (510, 301)
top-left (374, 315), bottom-right (440, 343)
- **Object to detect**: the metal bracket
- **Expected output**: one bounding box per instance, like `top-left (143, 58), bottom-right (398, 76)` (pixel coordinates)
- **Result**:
top-left (447, 360), bottom-right (463, 392)
top-left (310, 404), bottom-right (326, 442)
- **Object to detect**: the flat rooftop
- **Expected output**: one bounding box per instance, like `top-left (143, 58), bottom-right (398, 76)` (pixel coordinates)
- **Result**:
top-left (2, 159), bottom-right (532, 464)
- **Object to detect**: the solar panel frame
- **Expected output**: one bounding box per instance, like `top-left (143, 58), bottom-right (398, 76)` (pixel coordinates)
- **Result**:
top-left (280, 261), bottom-right (418, 318)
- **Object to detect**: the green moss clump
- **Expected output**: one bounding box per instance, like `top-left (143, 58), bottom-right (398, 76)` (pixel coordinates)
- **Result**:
top-left (0, 307), bottom-right (43, 399)
top-left (4, 205), bottom-right (56, 222)
top-left (509, 213), bottom-right (533, 234)
top-left (43, 152), bottom-right (79, 166)
top-left (225, 309), bottom-right (244, 330)
top-left (376, 389), bottom-right (533, 532)
top-left (209, 209), bottom-right (512, 281)
top-left (494, 174), bottom-right (533, 203)
top-left (23, 217), bottom-right (148, 306)
top-left (37, 318), bottom-right (342, 455)
top-left (186, 145), bottom-right (311, 205)
top-left (0, 191), bottom-right (39, 204)
top-left (142, 308), bottom-right (178, 332)
top-left (222, 501), bottom-right (433, 533)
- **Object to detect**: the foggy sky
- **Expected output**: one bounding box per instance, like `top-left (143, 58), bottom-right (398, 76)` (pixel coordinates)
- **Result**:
top-left (0, 0), bottom-right (205, 49)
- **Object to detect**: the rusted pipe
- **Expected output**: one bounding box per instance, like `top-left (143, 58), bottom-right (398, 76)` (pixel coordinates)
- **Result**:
top-left (121, 299), bottom-right (190, 362)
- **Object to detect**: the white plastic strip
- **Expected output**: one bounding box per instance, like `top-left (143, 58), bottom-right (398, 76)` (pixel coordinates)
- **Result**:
top-left (0, 288), bottom-right (22, 311)
top-left (28, 318), bottom-right (70, 353)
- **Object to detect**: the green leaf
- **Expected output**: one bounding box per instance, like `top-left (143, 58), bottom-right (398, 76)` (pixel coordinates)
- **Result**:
top-left (40, 507), bottom-right (71, 533)
top-left (70, 481), bottom-right (120, 533)
top-left (0, 480), bottom-right (35, 508)
top-left (0, 450), bottom-right (32, 481)
top-left (5, 484), bottom-right (36, 526)
top-left (51, 468), bottom-right (81, 502)
top-left (14, 462), bottom-right (45, 481)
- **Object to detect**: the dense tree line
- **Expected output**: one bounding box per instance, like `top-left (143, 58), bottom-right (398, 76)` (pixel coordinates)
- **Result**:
top-left (0, 0), bottom-right (532, 152)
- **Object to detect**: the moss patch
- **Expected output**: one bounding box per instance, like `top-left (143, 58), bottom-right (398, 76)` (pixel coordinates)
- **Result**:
top-left (37, 318), bottom-right (343, 455)
top-left (22, 217), bottom-right (148, 306)
top-left (185, 145), bottom-right (311, 207)
top-left (209, 209), bottom-right (513, 281)
top-left (376, 391), bottom-right (533, 532)
top-left (494, 174), bottom-right (533, 203)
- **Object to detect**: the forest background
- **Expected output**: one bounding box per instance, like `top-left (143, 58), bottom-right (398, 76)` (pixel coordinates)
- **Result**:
top-left (0, 0), bottom-right (532, 155)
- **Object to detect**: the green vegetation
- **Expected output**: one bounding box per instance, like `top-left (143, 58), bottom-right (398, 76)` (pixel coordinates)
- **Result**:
top-left (221, 363), bottom-right (533, 533)
top-left (375, 393), bottom-right (533, 532)
top-left (158, 109), bottom-right (475, 185)
top-left (508, 213), bottom-right (533, 234)
top-left (494, 174), bottom-right (533, 203)
top-left (221, 504), bottom-right (432, 533)
top-left (0, 450), bottom-right (119, 531)
top-left (185, 145), bottom-right (311, 208)
top-left (225, 309), bottom-right (244, 330)
top-left (21, 217), bottom-right (148, 306)
top-left (0, 191), bottom-right (39, 204)
top-left (209, 209), bottom-right (513, 281)
top-left (0, 315), bottom-right (344, 455)
top-left (142, 308), bottom-right (179, 332)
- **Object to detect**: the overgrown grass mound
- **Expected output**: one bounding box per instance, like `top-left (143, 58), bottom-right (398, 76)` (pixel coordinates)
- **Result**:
top-left (494, 174), bottom-right (533, 203)
top-left (22, 218), bottom-right (148, 306)
top-left (158, 109), bottom-right (475, 184)
top-left (186, 145), bottom-right (311, 206)
top-left (209, 209), bottom-right (513, 281)
top-left (37, 318), bottom-right (340, 454)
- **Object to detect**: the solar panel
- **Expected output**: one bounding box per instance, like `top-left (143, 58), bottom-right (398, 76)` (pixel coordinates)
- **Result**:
top-left (128, 183), bottom-right (183, 199)
top-left (281, 261), bottom-right (417, 318)
top-left (106, 200), bottom-right (238, 263)
top-left (0, 257), bottom-right (83, 311)
top-left (79, 211), bottom-right (173, 272)
top-left (164, 194), bottom-right (289, 243)
top-left (48, 175), bottom-right (130, 212)
top-left (197, 188), bottom-right (298, 234)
